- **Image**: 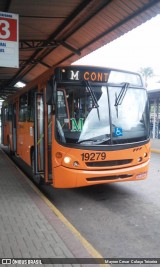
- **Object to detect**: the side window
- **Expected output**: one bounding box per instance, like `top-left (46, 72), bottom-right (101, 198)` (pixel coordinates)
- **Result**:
top-left (27, 90), bottom-right (35, 122)
top-left (57, 90), bottom-right (69, 130)
top-left (8, 105), bottom-right (13, 121)
top-left (3, 104), bottom-right (13, 122)
top-left (4, 106), bottom-right (9, 122)
top-left (19, 94), bottom-right (28, 122)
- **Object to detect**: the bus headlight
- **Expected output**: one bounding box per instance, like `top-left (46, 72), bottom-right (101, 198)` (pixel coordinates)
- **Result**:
top-left (137, 157), bottom-right (142, 162)
top-left (63, 156), bottom-right (80, 168)
top-left (73, 161), bottom-right (80, 167)
top-left (63, 156), bottom-right (71, 164)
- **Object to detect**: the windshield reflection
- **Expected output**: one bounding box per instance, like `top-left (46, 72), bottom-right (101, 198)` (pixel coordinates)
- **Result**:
top-left (55, 84), bottom-right (149, 145)
top-left (78, 86), bottom-right (110, 142)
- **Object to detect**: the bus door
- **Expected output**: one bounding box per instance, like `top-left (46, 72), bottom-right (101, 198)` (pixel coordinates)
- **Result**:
top-left (1, 106), bottom-right (4, 144)
top-left (12, 103), bottom-right (17, 152)
top-left (34, 93), bottom-right (45, 175)
top-left (2, 106), bottom-right (9, 145)
top-left (1, 106), bottom-right (5, 144)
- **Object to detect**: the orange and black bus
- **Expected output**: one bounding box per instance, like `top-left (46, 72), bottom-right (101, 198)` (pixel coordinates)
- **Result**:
top-left (1, 65), bottom-right (150, 188)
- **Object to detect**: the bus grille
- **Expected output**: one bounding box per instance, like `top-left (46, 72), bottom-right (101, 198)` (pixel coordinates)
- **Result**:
top-left (86, 175), bottom-right (133, 181)
top-left (85, 159), bottom-right (132, 167)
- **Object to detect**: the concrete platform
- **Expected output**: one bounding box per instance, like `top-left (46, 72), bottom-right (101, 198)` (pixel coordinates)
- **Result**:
top-left (0, 148), bottom-right (105, 266)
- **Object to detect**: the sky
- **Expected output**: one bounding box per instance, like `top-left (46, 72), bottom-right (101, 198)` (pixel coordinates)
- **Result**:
top-left (74, 14), bottom-right (160, 83)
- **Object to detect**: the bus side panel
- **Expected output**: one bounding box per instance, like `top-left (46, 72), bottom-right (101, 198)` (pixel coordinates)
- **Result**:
top-left (3, 104), bottom-right (14, 147)
top-left (9, 121), bottom-right (13, 150)
top-left (17, 121), bottom-right (34, 165)
top-left (3, 121), bottom-right (10, 146)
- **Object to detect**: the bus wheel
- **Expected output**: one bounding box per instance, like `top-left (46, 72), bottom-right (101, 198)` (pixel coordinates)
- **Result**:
top-left (31, 152), bottom-right (44, 185)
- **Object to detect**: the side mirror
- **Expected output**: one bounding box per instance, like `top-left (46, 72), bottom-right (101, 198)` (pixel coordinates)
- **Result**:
top-left (46, 78), bottom-right (56, 105)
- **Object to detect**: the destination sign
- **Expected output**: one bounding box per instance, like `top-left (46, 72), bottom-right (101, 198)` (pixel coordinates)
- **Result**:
top-left (55, 66), bottom-right (143, 86)
top-left (56, 67), bottom-right (110, 82)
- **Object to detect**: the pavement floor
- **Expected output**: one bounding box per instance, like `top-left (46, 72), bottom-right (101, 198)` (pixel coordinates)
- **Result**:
top-left (0, 148), bottom-right (104, 267)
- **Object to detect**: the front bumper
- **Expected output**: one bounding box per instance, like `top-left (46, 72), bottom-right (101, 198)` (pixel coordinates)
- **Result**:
top-left (52, 159), bottom-right (149, 188)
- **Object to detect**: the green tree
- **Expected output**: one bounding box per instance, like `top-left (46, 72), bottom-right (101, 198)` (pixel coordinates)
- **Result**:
top-left (139, 67), bottom-right (154, 86)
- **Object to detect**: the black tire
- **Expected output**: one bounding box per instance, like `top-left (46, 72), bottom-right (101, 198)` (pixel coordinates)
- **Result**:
top-left (31, 151), bottom-right (44, 185)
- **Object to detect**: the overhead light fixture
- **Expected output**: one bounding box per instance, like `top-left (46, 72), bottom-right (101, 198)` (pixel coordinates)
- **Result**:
top-left (14, 81), bottom-right (26, 88)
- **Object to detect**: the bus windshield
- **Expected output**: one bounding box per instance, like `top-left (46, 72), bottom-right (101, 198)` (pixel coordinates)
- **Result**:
top-left (55, 83), bottom-right (149, 145)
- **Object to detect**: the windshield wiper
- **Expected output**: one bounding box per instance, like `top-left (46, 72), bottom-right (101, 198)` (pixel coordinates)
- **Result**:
top-left (114, 82), bottom-right (129, 117)
top-left (77, 137), bottom-right (110, 144)
top-left (83, 80), bottom-right (100, 120)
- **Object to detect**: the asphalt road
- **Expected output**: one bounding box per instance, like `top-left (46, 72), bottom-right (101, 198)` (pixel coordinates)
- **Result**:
top-left (40, 152), bottom-right (160, 265)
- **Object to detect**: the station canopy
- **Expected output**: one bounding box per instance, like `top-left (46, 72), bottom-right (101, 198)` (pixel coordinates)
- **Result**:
top-left (0, 0), bottom-right (160, 99)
